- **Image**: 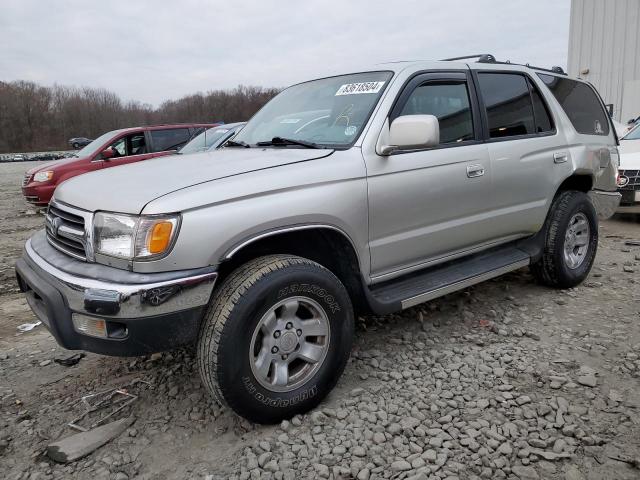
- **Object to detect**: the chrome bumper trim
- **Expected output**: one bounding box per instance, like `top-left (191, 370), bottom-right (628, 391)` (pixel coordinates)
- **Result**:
top-left (24, 238), bottom-right (217, 318)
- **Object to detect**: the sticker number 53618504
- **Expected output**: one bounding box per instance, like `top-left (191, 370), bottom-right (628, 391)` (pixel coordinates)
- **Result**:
top-left (335, 81), bottom-right (385, 96)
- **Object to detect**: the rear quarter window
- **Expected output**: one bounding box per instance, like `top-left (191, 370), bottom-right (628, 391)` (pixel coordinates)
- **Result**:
top-left (537, 74), bottom-right (609, 136)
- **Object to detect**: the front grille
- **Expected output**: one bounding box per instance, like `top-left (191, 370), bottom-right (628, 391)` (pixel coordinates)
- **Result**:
top-left (22, 173), bottom-right (31, 187)
top-left (619, 169), bottom-right (640, 191)
top-left (45, 202), bottom-right (89, 261)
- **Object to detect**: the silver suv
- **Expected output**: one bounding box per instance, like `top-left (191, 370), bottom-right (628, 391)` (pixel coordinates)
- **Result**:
top-left (16, 56), bottom-right (620, 423)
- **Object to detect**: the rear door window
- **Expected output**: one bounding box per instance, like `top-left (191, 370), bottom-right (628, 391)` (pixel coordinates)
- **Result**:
top-left (150, 128), bottom-right (192, 151)
top-left (537, 74), bottom-right (609, 136)
top-left (477, 73), bottom-right (536, 138)
top-left (527, 78), bottom-right (554, 133)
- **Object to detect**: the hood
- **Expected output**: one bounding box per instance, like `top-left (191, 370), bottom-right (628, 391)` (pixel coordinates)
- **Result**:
top-left (620, 150), bottom-right (640, 170)
top-left (26, 155), bottom-right (83, 174)
top-left (54, 147), bottom-right (334, 214)
top-left (618, 139), bottom-right (640, 155)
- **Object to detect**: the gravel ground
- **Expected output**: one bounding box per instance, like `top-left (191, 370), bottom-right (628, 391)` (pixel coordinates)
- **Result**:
top-left (1, 161), bottom-right (639, 480)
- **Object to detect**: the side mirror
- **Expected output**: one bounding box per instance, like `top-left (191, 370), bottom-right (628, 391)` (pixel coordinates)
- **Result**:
top-left (379, 115), bottom-right (440, 155)
top-left (100, 148), bottom-right (114, 160)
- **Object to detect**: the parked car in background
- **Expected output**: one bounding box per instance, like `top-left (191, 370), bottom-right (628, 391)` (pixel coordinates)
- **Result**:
top-left (617, 151), bottom-right (640, 213)
top-left (617, 126), bottom-right (640, 213)
top-left (178, 122), bottom-right (246, 155)
top-left (68, 137), bottom-right (93, 149)
top-left (22, 123), bottom-right (218, 206)
top-left (612, 119), bottom-right (631, 139)
top-left (12, 154), bottom-right (26, 162)
top-left (15, 57), bottom-right (619, 423)
top-left (31, 153), bottom-right (67, 162)
top-left (618, 123), bottom-right (640, 155)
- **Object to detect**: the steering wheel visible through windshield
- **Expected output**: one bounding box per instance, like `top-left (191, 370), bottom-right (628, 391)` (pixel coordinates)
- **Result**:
top-left (233, 71), bottom-right (393, 149)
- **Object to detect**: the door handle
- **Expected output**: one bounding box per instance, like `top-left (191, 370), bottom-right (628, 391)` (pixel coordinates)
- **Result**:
top-left (466, 164), bottom-right (485, 178)
top-left (553, 152), bottom-right (568, 163)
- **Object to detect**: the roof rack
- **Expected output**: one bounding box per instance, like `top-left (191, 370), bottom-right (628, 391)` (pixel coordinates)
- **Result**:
top-left (441, 53), bottom-right (567, 76)
top-left (441, 54), bottom-right (496, 63)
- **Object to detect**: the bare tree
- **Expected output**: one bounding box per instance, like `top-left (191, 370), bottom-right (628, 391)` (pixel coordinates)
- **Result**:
top-left (0, 81), bottom-right (279, 153)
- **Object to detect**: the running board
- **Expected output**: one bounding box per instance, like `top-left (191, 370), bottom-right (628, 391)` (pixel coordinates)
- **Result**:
top-left (368, 246), bottom-right (531, 311)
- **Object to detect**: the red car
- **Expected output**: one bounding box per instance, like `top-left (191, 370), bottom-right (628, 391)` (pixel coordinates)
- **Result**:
top-left (22, 123), bottom-right (218, 206)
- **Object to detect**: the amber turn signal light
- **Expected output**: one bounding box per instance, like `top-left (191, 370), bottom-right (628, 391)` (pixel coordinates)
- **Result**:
top-left (148, 221), bottom-right (174, 254)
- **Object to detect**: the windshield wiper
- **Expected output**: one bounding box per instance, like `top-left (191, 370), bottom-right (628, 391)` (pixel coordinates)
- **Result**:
top-left (225, 139), bottom-right (251, 148)
top-left (256, 137), bottom-right (325, 149)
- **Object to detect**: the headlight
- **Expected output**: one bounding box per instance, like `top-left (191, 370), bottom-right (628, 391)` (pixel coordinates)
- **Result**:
top-left (33, 171), bottom-right (54, 182)
top-left (93, 212), bottom-right (180, 260)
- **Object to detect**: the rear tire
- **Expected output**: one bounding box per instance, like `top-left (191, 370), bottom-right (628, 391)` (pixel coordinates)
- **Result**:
top-left (530, 191), bottom-right (598, 288)
top-left (197, 255), bottom-right (354, 424)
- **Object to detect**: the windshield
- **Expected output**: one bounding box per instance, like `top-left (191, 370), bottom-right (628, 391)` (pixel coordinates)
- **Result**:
top-left (74, 129), bottom-right (124, 158)
top-left (179, 127), bottom-right (233, 154)
top-left (622, 124), bottom-right (640, 140)
top-left (233, 71), bottom-right (393, 148)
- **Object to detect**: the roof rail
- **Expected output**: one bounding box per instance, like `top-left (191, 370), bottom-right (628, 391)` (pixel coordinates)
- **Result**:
top-left (441, 54), bottom-right (496, 63)
top-left (441, 54), bottom-right (567, 76)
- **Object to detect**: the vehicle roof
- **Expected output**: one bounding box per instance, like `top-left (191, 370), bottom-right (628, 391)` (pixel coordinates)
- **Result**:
top-left (319, 59), bottom-right (577, 83)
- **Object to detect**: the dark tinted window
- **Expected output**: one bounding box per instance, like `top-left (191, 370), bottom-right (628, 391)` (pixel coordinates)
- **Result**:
top-left (538, 74), bottom-right (609, 136)
top-left (399, 82), bottom-right (474, 144)
top-left (477, 73), bottom-right (535, 138)
top-left (527, 78), bottom-right (554, 133)
top-left (150, 128), bottom-right (192, 151)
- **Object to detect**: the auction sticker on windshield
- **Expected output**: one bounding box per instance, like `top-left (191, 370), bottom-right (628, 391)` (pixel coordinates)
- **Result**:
top-left (335, 81), bottom-right (385, 96)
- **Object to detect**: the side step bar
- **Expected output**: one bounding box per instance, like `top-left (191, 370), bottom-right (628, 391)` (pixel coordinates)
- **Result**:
top-left (400, 258), bottom-right (529, 309)
top-left (366, 245), bottom-right (531, 314)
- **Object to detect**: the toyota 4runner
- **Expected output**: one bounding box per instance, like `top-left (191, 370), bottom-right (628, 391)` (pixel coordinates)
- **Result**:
top-left (15, 56), bottom-right (620, 423)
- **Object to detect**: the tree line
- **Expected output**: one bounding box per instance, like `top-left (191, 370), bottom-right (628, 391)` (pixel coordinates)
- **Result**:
top-left (0, 81), bottom-right (280, 153)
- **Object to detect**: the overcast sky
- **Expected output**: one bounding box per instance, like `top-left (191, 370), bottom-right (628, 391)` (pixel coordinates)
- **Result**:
top-left (0, 0), bottom-right (571, 107)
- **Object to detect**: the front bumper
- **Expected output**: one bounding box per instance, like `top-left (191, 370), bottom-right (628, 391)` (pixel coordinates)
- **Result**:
top-left (22, 183), bottom-right (55, 206)
top-left (15, 232), bottom-right (217, 356)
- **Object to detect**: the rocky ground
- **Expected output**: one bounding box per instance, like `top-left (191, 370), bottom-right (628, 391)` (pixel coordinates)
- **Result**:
top-left (1, 161), bottom-right (639, 480)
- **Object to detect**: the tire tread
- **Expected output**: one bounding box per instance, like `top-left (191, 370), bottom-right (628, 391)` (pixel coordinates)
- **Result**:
top-left (197, 255), bottom-right (333, 409)
top-left (530, 190), bottom-right (597, 288)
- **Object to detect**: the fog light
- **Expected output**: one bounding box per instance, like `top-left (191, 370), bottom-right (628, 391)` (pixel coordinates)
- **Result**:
top-left (72, 313), bottom-right (107, 338)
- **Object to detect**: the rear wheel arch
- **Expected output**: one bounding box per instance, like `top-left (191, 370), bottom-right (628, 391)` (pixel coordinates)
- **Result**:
top-left (555, 174), bottom-right (593, 195)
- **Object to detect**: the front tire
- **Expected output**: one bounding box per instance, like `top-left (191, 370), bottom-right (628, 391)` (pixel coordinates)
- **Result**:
top-left (72, 142), bottom-right (79, 149)
top-left (530, 191), bottom-right (598, 288)
top-left (197, 255), bottom-right (354, 424)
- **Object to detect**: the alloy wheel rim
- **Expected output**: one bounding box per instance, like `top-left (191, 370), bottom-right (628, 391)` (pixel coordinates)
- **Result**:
top-left (563, 212), bottom-right (590, 269)
top-left (249, 296), bottom-right (330, 393)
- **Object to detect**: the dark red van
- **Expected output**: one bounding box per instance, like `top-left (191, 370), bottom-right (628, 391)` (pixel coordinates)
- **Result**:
top-left (22, 123), bottom-right (218, 206)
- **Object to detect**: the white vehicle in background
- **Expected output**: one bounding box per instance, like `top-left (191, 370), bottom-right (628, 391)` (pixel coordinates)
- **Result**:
top-left (619, 123), bottom-right (640, 154)
top-left (612, 119), bottom-right (631, 139)
top-left (178, 122), bottom-right (246, 155)
top-left (617, 145), bottom-right (640, 213)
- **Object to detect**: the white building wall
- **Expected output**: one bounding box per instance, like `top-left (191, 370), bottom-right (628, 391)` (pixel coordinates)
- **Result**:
top-left (568, 0), bottom-right (640, 121)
